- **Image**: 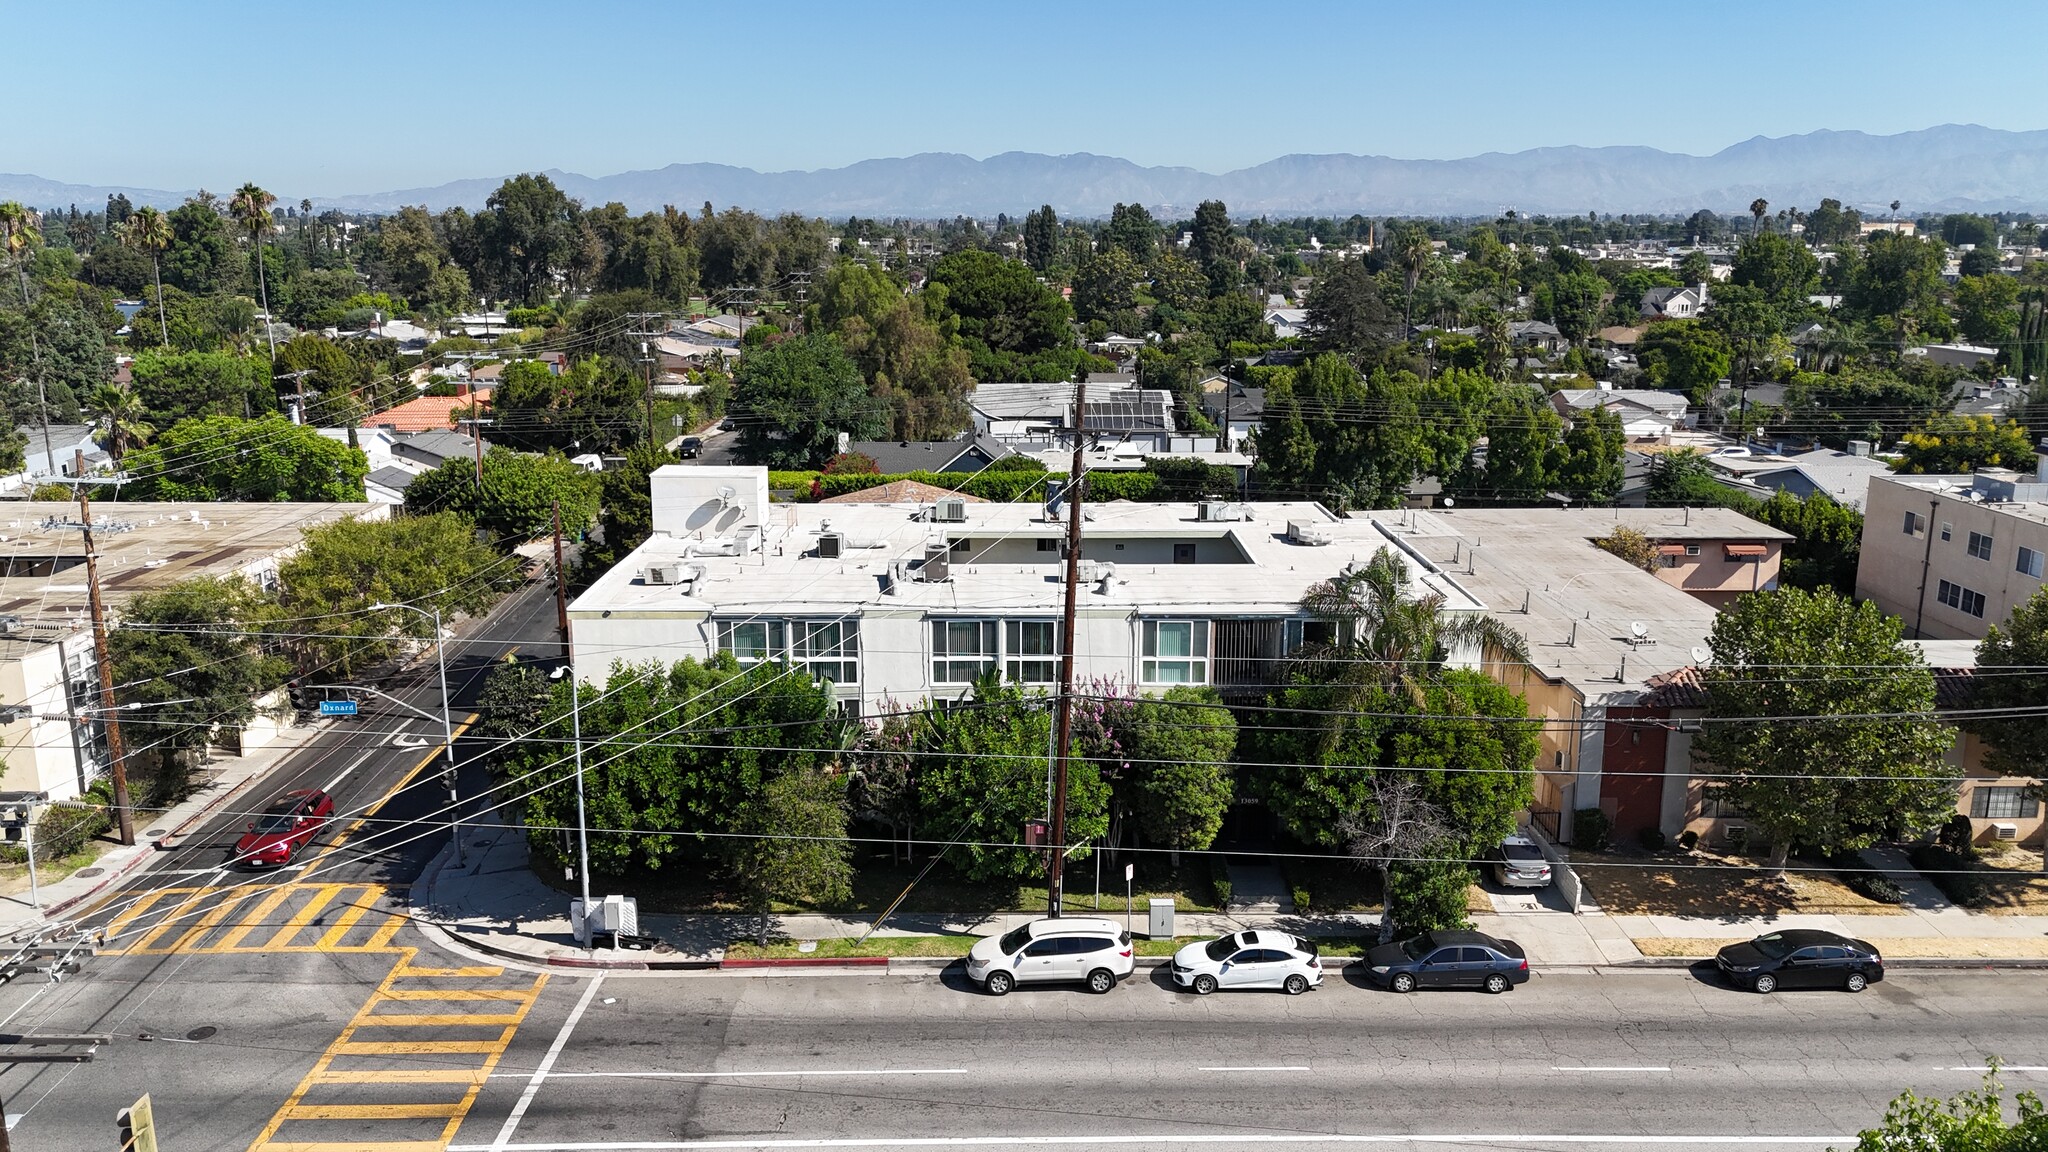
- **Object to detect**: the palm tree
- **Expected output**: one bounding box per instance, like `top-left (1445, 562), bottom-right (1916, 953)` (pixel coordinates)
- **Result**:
top-left (298, 197), bottom-right (314, 260)
top-left (0, 202), bottom-right (55, 472)
top-left (121, 206), bottom-right (173, 346)
top-left (230, 182), bottom-right (279, 362)
top-left (1395, 227), bottom-right (1433, 338)
top-left (1291, 549), bottom-right (1529, 752)
top-left (1890, 199), bottom-right (1902, 221)
top-left (87, 384), bottom-right (153, 467)
top-left (1749, 198), bottom-right (1769, 236)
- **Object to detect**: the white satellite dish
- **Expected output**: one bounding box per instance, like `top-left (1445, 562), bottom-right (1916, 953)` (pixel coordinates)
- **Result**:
top-left (1630, 621), bottom-right (1648, 639)
top-left (1442, 496), bottom-right (1455, 508)
top-left (1690, 646), bottom-right (1709, 663)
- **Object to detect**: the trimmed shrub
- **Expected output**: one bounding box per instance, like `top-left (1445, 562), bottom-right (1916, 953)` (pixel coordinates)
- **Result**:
top-left (1209, 857), bottom-right (1233, 908)
top-left (1909, 842), bottom-right (1992, 907)
top-left (1572, 808), bottom-right (1611, 851)
top-left (1637, 827), bottom-right (1667, 852)
top-left (1291, 885), bottom-right (1313, 914)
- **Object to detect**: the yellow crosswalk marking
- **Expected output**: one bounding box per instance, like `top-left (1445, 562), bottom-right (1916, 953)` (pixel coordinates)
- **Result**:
top-left (247, 947), bottom-right (548, 1152)
top-left (314, 895), bottom-right (376, 948)
top-left (264, 884), bottom-right (348, 949)
top-left (213, 884), bottom-right (304, 951)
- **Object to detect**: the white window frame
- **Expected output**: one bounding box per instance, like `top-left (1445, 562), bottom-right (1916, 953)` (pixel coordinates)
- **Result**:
top-left (932, 619), bottom-right (998, 684)
top-left (719, 620), bottom-right (787, 666)
top-left (794, 620), bottom-right (860, 686)
top-left (1004, 619), bottom-right (1061, 685)
top-left (1141, 619), bottom-right (1209, 685)
top-left (1903, 511), bottom-right (1923, 537)
top-left (2020, 546), bottom-right (2045, 580)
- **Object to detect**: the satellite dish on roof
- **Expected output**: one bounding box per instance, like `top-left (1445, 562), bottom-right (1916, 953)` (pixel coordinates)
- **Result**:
top-left (1690, 646), bottom-right (1709, 663)
top-left (1442, 496), bottom-right (1455, 508)
top-left (1630, 621), bottom-right (1648, 638)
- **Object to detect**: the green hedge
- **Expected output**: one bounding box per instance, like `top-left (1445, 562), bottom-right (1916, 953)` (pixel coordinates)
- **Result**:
top-left (767, 470), bottom-right (1164, 503)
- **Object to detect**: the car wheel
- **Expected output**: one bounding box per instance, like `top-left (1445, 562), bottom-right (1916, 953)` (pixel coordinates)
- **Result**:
top-left (1484, 973), bottom-right (1510, 995)
top-left (1390, 972), bottom-right (1417, 994)
top-left (1086, 968), bottom-right (1116, 994)
top-left (1192, 974), bottom-right (1218, 996)
top-left (1845, 971), bottom-right (1868, 993)
top-left (1752, 973), bottom-right (1777, 995)
top-left (984, 970), bottom-right (1014, 996)
top-left (1284, 974), bottom-right (1309, 996)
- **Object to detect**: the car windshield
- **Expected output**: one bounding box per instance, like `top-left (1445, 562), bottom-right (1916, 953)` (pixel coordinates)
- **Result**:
top-left (254, 810), bottom-right (297, 833)
top-left (1204, 936), bottom-right (1239, 962)
top-left (1751, 933), bottom-right (1794, 960)
top-left (1400, 936), bottom-right (1433, 961)
top-left (998, 926), bottom-right (1033, 955)
top-left (1503, 842), bottom-right (1544, 862)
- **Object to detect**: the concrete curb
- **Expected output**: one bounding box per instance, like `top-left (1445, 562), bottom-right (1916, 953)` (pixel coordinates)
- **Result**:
top-left (720, 956), bottom-right (889, 970)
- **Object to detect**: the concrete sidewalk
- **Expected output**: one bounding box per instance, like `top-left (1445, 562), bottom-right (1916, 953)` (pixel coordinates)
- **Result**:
top-left (0, 717), bottom-right (331, 936)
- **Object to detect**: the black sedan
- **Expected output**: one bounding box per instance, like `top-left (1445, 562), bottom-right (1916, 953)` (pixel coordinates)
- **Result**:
top-left (1715, 929), bottom-right (1884, 994)
top-left (1364, 929), bottom-right (1529, 994)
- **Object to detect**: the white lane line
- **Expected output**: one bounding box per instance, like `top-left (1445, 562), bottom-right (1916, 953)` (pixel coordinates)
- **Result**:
top-left (1197, 1065), bottom-right (1312, 1073)
top-left (1941, 1065), bottom-right (2048, 1071)
top-left (1551, 1065), bottom-right (1672, 1072)
top-left (488, 974), bottom-right (605, 1152)
top-left (487, 1069), bottom-right (968, 1080)
top-left (320, 745), bottom-right (385, 795)
top-left (449, 1134), bottom-right (1852, 1150)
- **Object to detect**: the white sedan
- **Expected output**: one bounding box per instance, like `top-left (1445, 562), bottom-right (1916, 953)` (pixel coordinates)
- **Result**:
top-left (1169, 930), bottom-right (1322, 995)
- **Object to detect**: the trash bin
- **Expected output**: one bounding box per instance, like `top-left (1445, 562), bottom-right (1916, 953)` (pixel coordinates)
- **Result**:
top-left (1147, 897), bottom-right (1175, 939)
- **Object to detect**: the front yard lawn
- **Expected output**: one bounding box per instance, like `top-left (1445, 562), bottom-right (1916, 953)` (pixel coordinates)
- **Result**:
top-left (1573, 847), bottom-right (1907, 917)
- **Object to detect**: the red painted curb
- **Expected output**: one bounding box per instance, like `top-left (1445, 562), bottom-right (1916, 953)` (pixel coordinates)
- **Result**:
top-left (720, 956), bottom-right (891, 969)
top-left (548, 955), bottom-right (650, 971)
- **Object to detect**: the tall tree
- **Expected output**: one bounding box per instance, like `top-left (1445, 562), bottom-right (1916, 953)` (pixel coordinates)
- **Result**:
top-left (731, 333), bottom-right (890, 468)
top-left (728, 769), bottom-right (854, 944)
top-left (1749, 197), bottom-right (1769, 236)
top-left (1393, 226), bottom-right (1433, 336)
top-left (124, 413), bottom-right (367, 502)
top-left (229, 183), bottom-right (279, 362)
top-left (1021, 205), bottom-right (1059, 272)
top-left (121, 206), bottom-right (173, 345)
top-left (86, 383), bottom-right (153, 467)
top-left (110, 576), bottom-right (285, 753)
top-left (402, 446), bottom-right (602, 542)
top-left (1190, 199), bottom-right (1236, 293)
top-left (1303, 258), bottom-right (1392, 361)
top-left (1693, 587), bottom-right (1957, 873)
top-left (1968, 586), bottom-right (2048, 777)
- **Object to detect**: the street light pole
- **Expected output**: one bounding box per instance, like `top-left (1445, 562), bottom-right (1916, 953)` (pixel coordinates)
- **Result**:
top-left (370, 602), bottom-right (460, 866)
top-left (568, 666), bottom-right (590, 911)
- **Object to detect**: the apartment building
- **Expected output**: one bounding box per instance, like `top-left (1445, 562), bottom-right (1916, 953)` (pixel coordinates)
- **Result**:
top-left (1857, 456), bottom-right (2048, 639)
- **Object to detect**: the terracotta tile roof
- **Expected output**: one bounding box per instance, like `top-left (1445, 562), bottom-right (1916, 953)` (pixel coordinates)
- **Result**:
top-left (819, 479), bottom-right (989, 505)
top-left (1643, 664), bottom-right (1977, 711)
top-left (368, 388), bottom-right (491, 433)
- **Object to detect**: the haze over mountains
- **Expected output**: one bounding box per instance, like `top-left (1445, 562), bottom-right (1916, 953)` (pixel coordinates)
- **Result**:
top-left (9, 124), bottom-right (2048, 218)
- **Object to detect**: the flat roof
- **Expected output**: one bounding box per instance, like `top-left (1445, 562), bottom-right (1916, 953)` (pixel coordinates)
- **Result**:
top-left (1354, 507), bottom-right (1736, 700)
top-left (1872, 472), bottom-right (2048, 527)
top-left (0, 501), bottom-right (378, 659)
top-left (571, 498), bottom-right (1488, 622)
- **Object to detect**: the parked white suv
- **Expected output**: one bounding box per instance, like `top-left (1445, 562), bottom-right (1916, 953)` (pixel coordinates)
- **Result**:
top-left (965, 917), bottom-right (1135, 995)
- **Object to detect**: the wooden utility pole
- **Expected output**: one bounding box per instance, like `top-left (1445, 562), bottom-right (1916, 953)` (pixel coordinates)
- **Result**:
top-left (552, 500), bottom-right (570, 652)
top-left (78, 496), bottom-right (134, 846)
top-left (1048, 373), bottom-right (1088, 917)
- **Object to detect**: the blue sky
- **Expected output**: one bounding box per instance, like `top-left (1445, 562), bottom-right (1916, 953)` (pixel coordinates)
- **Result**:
top-left (9, 0), bottom-right (2047, 196)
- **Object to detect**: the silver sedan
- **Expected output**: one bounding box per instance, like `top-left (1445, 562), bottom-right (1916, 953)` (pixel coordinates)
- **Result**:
top-left (1169, 930), bottom-right (1322, 995)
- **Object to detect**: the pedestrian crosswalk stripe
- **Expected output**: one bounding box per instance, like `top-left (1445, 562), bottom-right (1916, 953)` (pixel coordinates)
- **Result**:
top-left (100, 883), bottom-right (403, 955)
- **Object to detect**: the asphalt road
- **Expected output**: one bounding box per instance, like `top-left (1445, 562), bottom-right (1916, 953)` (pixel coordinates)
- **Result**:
top-left (13, 955), bottom-right (2047, 1151)
top-left (0, 581), bottom-right (564, 1150)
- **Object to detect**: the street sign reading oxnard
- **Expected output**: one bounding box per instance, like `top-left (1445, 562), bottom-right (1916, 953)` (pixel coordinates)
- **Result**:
top-left (318, 699), bottom-right (358, 717)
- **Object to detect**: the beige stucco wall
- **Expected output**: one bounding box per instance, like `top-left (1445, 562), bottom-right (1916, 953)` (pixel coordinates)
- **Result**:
top-left (1652, 543), bottom-right (1781, 608)
top-left (1859, 478), bottom-right (2048, 639)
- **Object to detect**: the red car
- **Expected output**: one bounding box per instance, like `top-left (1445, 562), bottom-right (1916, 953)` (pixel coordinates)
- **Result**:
top-left (235, 789), bottom-right (334, 867)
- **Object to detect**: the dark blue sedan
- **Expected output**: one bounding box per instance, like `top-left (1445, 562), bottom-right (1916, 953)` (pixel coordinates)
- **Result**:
top-left (1364, 929), bottom-right (1530, 994)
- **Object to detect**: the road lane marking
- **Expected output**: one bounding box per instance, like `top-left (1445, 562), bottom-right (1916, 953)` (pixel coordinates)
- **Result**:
top-left (1197, 1066), bottom-right (1312, 1073)
top-left (1942, 1065), bottom-right (2048, 1071)
top-left (488, 974), bottom-right (605, 1152)
top-left (447, 1134), bottom-right (1854, 1149)
top-left (484, 1069), bottom-right (971, 1080)
top-left (321, 744), bottom-right (387, 795)
top-left (212, 884), bottom-right (304, 951)
top-left (1551, 1065), bottom-right (1672, 1072)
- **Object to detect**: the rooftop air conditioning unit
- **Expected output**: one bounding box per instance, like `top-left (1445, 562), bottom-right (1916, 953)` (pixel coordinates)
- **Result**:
top-left (1993, 822), bottom-right (2020, 841)
top-left (1286, 519), bottom-right (1333, 546)
top-left (933, 497), bottom-right (967, 523)
top-left (817, 532), bottom-right (843, 560)
top-left (919, 542), bottom-right (951, 582)
top-left (1198, 500), bottom-right (1228, 521)
top-left (642, 563), bottom-right (682, 585)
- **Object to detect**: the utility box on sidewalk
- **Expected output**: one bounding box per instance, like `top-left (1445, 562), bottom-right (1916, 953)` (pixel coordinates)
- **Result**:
top-left (1147, 898), bottom-right (1175, 939)
top-left (569, 895), bottom-right (638, 947)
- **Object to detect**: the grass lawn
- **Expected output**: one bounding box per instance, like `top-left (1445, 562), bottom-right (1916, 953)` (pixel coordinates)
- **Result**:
top-left (0, 844), bottom-right (113, 899)
top-left (1573, 848), bottom-right (1906, 917)
top-left (1936, 845), bottom-right (2048, 914)
top-left (553, 848), bottom-right (1221, 916)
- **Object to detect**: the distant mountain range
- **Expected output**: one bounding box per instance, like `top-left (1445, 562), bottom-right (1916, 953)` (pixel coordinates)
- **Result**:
top-left (10, 124), bottom-right (2048, 218)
